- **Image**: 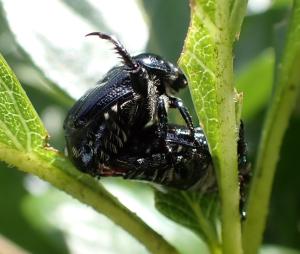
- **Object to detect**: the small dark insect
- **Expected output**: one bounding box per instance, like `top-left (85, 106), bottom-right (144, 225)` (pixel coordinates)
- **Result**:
top-left (104, 124), bottom-right (212, 190)
top-left (104, 123), bottom-right (249, 188)
top-left (102, 123), bottom-right (250, 217)
top-left (64, 32), bottom-right (197, 176)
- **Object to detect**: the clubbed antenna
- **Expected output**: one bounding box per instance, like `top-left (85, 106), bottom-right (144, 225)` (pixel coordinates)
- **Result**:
top-left (86, 32), bottom-right (138, 70)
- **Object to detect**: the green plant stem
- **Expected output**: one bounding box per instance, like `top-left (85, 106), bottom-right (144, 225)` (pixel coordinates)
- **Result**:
top-left (214, 1), bottom-right (243, 254)
top-left (0, 145), bottom-right (180, 254)
top-left (214, 42), bottom-right (243, 254)
top-left (242, 2), bottom-right (300, 254)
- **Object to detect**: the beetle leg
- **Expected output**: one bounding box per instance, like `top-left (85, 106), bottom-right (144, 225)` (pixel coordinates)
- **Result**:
top-left (169, 97), bottom-right (194, 134)
top-left (237, 121), bottom-right (251, 220)
top-left (239, 173), bottom-right (247, 220)
top-left (168, 97), bottom-right (201, 148)
top-left (157, 96), bottom-right (177, 167)
top-left (157, 96), bottom-right (168, 141)
top-left (238, 163), bottom-right (251, 221)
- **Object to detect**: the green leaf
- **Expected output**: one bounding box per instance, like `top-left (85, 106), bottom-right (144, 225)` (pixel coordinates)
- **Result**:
top-left (179, 1), bottom-right (218, 143)
top-left (155, 189), bottom-right (220, 251)
top-left (242, 1), bottom-right (300, 253)
top-left (178, 1), bottom-right (247, 253)
top-left (0, 54), bottom-right (47, 151)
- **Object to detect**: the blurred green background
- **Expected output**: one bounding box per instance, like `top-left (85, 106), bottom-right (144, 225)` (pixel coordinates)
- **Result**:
top-left (0, 0), bottom-right (299, 253)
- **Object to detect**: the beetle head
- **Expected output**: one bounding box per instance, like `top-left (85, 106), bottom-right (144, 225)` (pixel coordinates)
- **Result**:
top-left (86, 32), bottom-right (188, 93)
top-left (134, 53), bottom-right (188, 93)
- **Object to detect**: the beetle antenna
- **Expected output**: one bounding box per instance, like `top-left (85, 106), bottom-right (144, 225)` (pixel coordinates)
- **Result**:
top-left (86, 32), bottom-right (138, 70)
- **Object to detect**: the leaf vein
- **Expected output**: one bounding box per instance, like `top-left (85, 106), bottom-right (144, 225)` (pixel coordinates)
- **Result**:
top-left (0, 119), bottom-right (23, 150)
top-left (194, 4), bottom-right (218, 39)
top-left (0, 77), bottom-right (32, 151)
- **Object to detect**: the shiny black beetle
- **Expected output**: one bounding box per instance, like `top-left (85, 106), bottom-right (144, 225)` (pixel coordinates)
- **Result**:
top-left (64, 32), bottom-right (197, 176)
top-left (104, 123), bottom-right (250, 217)
top-left (105, 124), bottom-right (212, 190)
top-left (105, 123), bottom-right (249, 191)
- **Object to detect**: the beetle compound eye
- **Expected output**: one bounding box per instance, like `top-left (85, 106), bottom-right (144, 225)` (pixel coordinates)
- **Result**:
top-left (171, 72), bottom-right (188, 91)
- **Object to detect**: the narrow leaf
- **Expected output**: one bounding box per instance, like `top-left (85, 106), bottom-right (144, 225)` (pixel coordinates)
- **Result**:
top-left (178, 0), bottom-right (246, 253)
top-left (155, 189), bottom-right (220, 248)
top-left (0, 54), bottom-right (47, 151)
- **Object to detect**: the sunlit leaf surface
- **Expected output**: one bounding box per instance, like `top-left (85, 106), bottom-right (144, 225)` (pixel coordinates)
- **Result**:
top-left (155, 189), bottom-right (219, 241)
top-left (179, 0), bottom-right (218, 144)
top-left (0, 54), bottom-right (47, 151)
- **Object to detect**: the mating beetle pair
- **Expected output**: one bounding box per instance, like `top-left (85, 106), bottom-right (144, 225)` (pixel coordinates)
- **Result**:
top-left (64, 32), bottom-right (249, 196)
top-left (64, 32), bottom-right (199, 180)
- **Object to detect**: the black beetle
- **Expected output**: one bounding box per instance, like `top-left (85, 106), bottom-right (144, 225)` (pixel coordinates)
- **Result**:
top-left (64, 32), bottom-right (197, 176)
top-left (100, 122), bottom-right (250, 217)
top-left (104, 123), bottom-right (249, 191)
top-left (104, 124), bottom-right (212, 190)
